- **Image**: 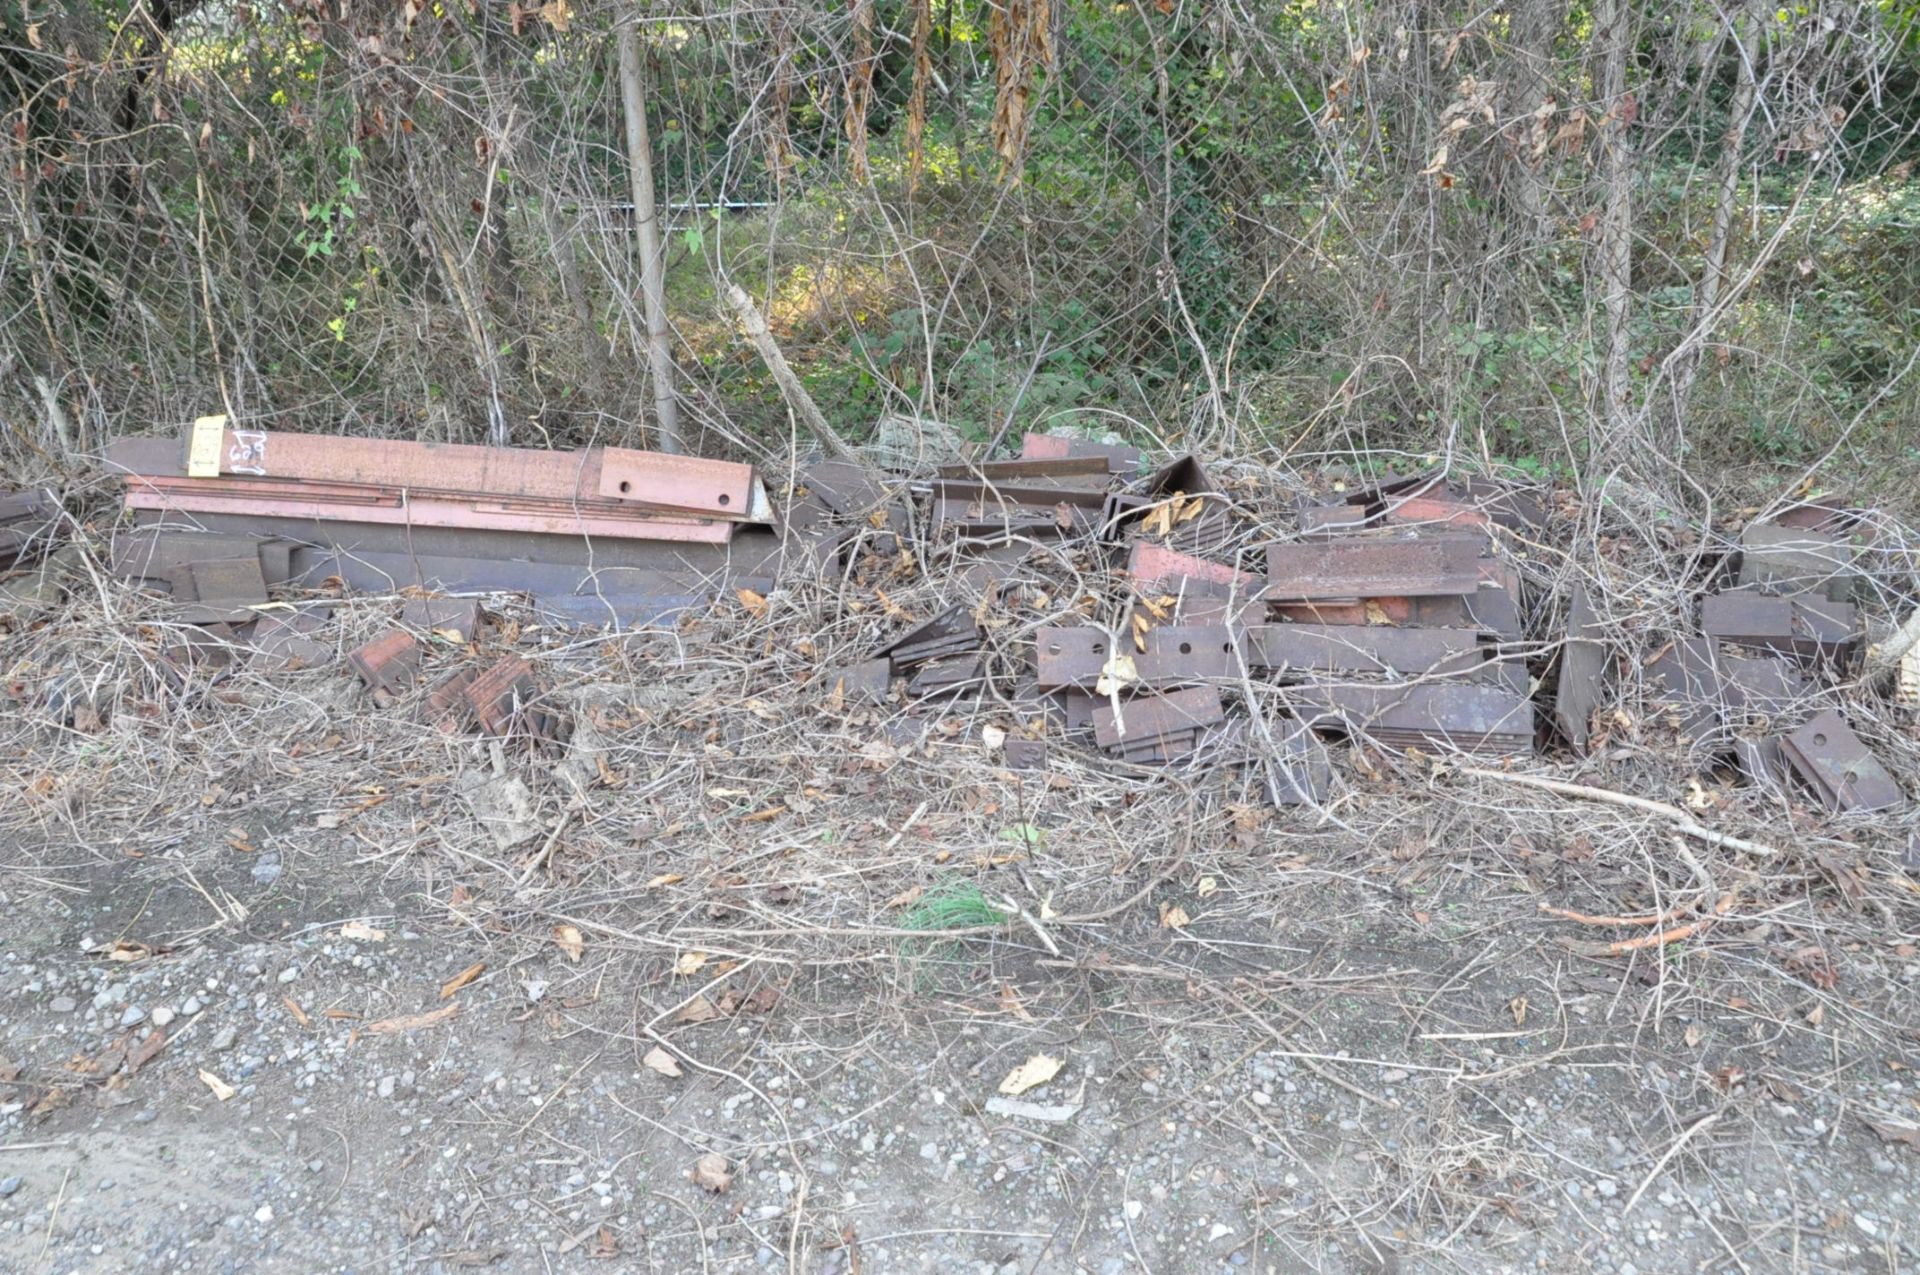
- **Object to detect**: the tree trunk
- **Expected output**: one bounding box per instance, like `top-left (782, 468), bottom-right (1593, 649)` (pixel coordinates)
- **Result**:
top-left (616, 17), bottom-right (682, 454)
top-left (1593, 0), bottom-right (1636, 455)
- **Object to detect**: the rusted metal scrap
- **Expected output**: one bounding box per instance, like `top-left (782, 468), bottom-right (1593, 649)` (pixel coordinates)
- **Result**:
top-left (1264, 720), bottom-right (1333, 805)
top-left (877, 605), bottom-right (982, 671)
top-left (1020, 432), bottom-right (1143, 475)
top-left (1287, 683), bottom-right (1534, 755)
top-left (347, 630), bottom-right (422, 693)
top-left (1553, 586), bottom-right (1609, 754)
top-left (1035, 624), bottom-right (1246, 691)
top-left (1779, 710), bottom-right (1903, 812)
top-left (1736, 522), bottom-right (1857, 602)
top-left (0, 488), bottom-right (62, 568)
top-left (1700, 589), bottom-right (1859, 663)
top-left (1092, 686), bottom-right (1226, 760)
top-left (1265, 534), bottom-right (1485, 602)
top-left (1243, 624), bottom-right (1490, 680)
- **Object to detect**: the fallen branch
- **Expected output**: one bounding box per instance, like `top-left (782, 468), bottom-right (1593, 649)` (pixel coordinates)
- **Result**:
top-left (722, 282), bottom-right (859, 463)
top-left (1556, 920), bottom-right (1708, 957)
top-left (1537, 903), bottom-right (1690, 928)
top-left (1456, 767), bottom-right (1780, 858)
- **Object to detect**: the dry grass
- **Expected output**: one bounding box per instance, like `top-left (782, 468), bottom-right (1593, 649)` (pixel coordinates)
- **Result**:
top-left (5, 440), bottom-right (1920, 1256)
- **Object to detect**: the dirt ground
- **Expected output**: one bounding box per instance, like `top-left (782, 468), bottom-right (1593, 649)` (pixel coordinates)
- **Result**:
top-left (4, 544), bottom-right (1920, 1274)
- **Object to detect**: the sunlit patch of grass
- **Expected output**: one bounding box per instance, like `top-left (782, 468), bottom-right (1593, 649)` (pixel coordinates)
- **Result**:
top-left (901, 879), bottom-right (1007, 934)
top-left (896, 879), bottom-right (1009, 989)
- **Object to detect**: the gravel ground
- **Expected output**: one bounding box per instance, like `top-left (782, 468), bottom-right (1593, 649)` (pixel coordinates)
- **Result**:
top-left (3, 844), bottom-right (1917, 1274)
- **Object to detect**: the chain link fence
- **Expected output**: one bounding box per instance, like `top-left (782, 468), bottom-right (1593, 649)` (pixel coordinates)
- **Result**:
top-left (3, 0), bottom-right (1916, 481)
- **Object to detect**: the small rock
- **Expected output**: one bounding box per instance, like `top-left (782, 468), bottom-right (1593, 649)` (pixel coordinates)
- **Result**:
top-left (49, 996), bottom-right (75, 1014)
top-left (92, 984), bottom-right (128, 1010)
top-left (378, 1076), bottom-right (396, 1099)
top-left (181, 997), bottom-right (202, 1016)
top-left (1596, 1178), bottom-right (1620, 1199)
top-left (211, 1025), bottom-right (238, 1052)
top-left (151, 1007), bottom-right (176, 1028)
top-left (119, 1005), bottom-right (146, 1027)
top-left (276, 967), bottom-right (299, 984)
top-left (251, 857), bottom-right (283, 886)
top-left (254, 1204), bottom-right (274, 1225)
top-left (0, 1176), bottom-right (21, 1198)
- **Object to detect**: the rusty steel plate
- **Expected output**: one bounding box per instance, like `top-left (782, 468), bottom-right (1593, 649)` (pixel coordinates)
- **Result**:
top-left (1018, 433), bottom-right (1142, 474)
top-left (1737, 522), bottom-right (1857, 602)
top-left (795, 460), bottom-right (890, 517)
top-left (1780, 710), bottom-right (1903, 812)
top-left (1700, 589), bottom-right (1858, 661)
top-left (938, 455), bottom-right (1113, 484)
top-left (1553, 585), bottom-right (1608, 754)
top-left (1645, 637), bottom-right (1725, 739)
top-left (1265, 721), bottom-right (1332, 805)
top-left (1092, 686), bottom-right (1225, 750)
top-left (347, 630), bottom-right (421, 692)
top-left (137, 426), bottom-right (753, 521)
top-left (828, 658), bottom-right (893, 706)
top-left (1287, 683), bottom-right (1533, 754)
top-left (1126, 541), bottom-right (1259, 593)
top-left (876, 606), bottom-right (980, 664)
top-left (1037, 625), bottom-right (1245, 690)
top-left (907, 656), bottom-right (985, 696)
top-left (1033, 627), bottom-right (1117, 691)
top-left (1243, 624), bottom-right (1487, 679)
top-left (1265, 535), bottom-right (1484, 601)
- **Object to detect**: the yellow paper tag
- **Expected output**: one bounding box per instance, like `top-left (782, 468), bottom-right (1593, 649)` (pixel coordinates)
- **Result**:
top-left (186, 414), bottom-right (228, 478)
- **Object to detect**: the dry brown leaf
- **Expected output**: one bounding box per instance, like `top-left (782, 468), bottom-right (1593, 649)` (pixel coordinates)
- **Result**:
top-left (197, 1068), bottom-right (237, 1101)
top-left (998, 982), bottom-right (1034, 1021)
top-left (1683, 1022), bottom-right (1705, 1048)
top-left (104, 941), bottom-right (150, 963)
top-left (1196, 876), bottom-right (1219, 898)
top-left (283, 996), bottom-right (312, 1028)
top-left (1160, 902), bottom-right (1191, 930)
top-left (642, 1046), bottom-right (683, 1078)
top-left (127, 1029), bottom-right (168, 1075)
top-left (440, 962), bottom-right (485, 999)
top-left (1866, 1118), bottom-right (1920, 1150)
top-left (1508, 995), bottom-right (1529, 1026)
top-left (363, 1003), bottom-right (459, 1035)
top-left (998, 1053), bottom-right (1062, 1096)
top-left (673, 952), bottom-right (709, 977)
top-left (675, 995), bottom-right (724, 1025)
top-left (645, 872), bottom-right (684, 888)
top-left (886, 885), bottom-right (925, 910)
top-left (691, 1152), bottom-right (733, 1193)
top-left (735, 587), bottom-right (769, 620)
top-left (340, 921), bottom-right (387, 943)
top-left (552, 925), bottom-right (585, 963)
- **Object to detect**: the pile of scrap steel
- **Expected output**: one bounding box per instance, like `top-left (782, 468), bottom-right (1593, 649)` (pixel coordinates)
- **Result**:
top-left (1618, 502), bottom-right (1904, 812)
top-left (63, 419), bottom-right (1910, 817)
top-left (105, 423), bottom-right (780, 630)
top-left (820, 451), bottom-right (1905, 814)
top-left (819, 459), bottom-right (1544, 805)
